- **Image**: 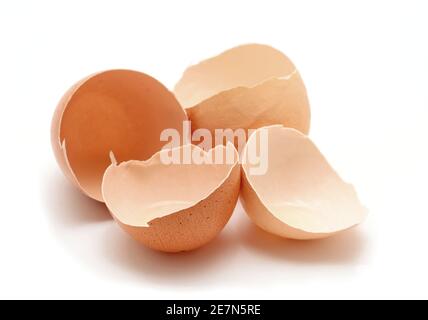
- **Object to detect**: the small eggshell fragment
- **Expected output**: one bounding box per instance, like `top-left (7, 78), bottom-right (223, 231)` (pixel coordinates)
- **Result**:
top-left (101, 143), bottom-right (240, 252)
top-left (241, 126), bottom-right (367, 240)
top-left (51, 70), bottom-right (187, 202)
top-left (174, 44), bottom-right (311, 144)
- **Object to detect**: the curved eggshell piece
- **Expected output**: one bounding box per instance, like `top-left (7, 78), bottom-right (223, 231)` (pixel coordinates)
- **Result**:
top-left (51, 70), bottom-right (187, 202)
top-left (102, 143), bottom-right (240, 252)
top-left (187, 75), bottom-right (310, 144)
top-left (241, 126), bottom-right (367, 240)
top-left (174, 44), bottom-right (311, 144)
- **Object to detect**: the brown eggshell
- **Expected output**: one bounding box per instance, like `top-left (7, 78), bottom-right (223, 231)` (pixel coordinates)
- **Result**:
top-left (51, 70), bottom-right (187, 202)
top-left (174, 44), bottom-right (311, 146)
top-left (241, 126), bottom-right (367, 240)
top-left (101, 143), bottom-right (240, 252)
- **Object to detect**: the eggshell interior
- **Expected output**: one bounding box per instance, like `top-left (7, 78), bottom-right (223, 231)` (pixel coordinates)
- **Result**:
top-left (102, 143), bottom-right (240, 252)
top-left (241, 126), bottom-right (367, 239)
top-left (174, 44), bottom-right (311, 141)
top-left (51, 70), bottom-right (187, 202)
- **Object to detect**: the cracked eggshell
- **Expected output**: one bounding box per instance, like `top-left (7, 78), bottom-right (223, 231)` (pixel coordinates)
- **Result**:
top-left (101, 143), bottom-right (240, 252)
top-left (51, 70), bottom-right (187, 202)
top-left (241, 126), bottom-right (367, 240)
top-left (174, 44), bottom-right (311, 144)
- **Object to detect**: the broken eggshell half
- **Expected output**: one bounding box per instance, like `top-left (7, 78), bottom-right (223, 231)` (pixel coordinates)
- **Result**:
top-left (241, 126), bottom-right (367, 240)
top-left (102, 143), bottom-right (240, 252)
top-left (51, 70), bottom-right (187, 202)
top-left (174, 44), bottom-right (311, 145)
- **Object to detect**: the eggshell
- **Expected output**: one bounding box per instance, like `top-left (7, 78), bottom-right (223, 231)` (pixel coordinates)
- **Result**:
top-left (174, 44), bottom-right (311, 144)
top-left (241, 126), bottom-right (367, 240)
top-left (51, 70), bottom-right (187, 202)
top-left (101, 143), bottom-right (240, 252)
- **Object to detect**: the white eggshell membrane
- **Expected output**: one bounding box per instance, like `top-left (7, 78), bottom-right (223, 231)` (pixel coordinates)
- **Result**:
top-left (241, 126), bottom-right (367, 239)
top-left (174, 44), bottom-right (311, 139)
top-left (102, 143), bottom-right (240, 252)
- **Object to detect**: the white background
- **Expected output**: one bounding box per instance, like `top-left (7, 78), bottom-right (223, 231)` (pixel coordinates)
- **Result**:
top-left (0, 0), bottom-right (427, 299)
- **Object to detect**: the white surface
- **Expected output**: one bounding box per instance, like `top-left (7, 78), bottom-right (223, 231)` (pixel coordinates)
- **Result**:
top-left (0, 0), bottom-right (427, 299)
